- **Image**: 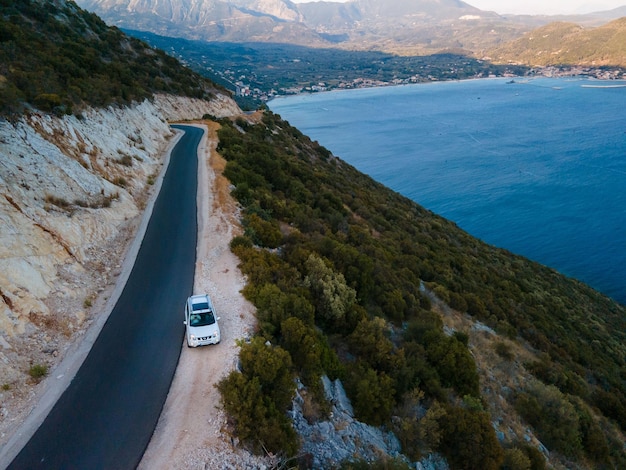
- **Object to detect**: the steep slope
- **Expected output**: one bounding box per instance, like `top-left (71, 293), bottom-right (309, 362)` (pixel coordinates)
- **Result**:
top-left (489, 17), bottom-right (626, 66)
top-left (212, 112), bottom-right (626, 469)
top-left (0, 0), bottom-right (226, 115)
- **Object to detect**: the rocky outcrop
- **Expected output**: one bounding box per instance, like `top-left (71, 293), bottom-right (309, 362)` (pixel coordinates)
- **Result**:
top-left (292, 376), bottom-right (449, 469)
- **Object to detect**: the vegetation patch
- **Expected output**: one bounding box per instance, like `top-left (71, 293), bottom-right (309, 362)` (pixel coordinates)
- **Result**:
top-left (0, 0), bottom-right (223, 116)
top-left (28, 363), bottom-right (48, 381)
top-left (213, 111), bottom-right (626, 468)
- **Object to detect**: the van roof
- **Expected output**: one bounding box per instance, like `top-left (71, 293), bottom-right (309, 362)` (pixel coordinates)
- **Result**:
top-left (189, 294), bottom-right (211, 311)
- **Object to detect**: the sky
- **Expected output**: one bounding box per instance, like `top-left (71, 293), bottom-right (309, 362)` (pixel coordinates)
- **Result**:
top-left (289, 0), bottom-right (626, 16)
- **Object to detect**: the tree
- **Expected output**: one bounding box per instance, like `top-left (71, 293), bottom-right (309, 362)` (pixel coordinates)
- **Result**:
top-left (439, 406), bottom-right (504, 470)
top-left (304, 253), bottom-right (356, 326)
top-left (347, 362), bottom-right (396, 426)
top-left (217, 338), bottom-right (299, 455)
top-left (348, 317), bottom-right (400, 373)
top-left (514, 382), bottom-right (582, 457)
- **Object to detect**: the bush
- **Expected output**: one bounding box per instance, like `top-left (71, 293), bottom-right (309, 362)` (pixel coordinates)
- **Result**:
top-left (423, 330), bottom-right (480, 398)
top-left (438, 406), bottom-right (504, 470)
top-left (514, 383), bottom-right (582, 457)
top-left (501, 448), bottom-right (531, 470)
top-left (243, 213), bottom-right (283, 248)
top-left (303, 253), bottom-right (356, 326)
top-left (494, 341), bottom-right (515, 361)
top-left (348, 317), bottom-right (400, 373)
top-left (230, 235), bottom-right (253, 250)
top-left (29, 363), bottom-right (48, 380)
top-left (216, 338), bottom-right (298, 455)
top-left (345, 362), bottom-right (396, 426)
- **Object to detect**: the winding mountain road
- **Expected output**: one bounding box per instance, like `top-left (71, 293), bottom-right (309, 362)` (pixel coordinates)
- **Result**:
top-left (8, 125), bottom-right (202, 469)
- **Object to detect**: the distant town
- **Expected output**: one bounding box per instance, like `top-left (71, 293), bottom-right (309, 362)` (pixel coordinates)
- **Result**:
top-left (231, 65), bottom-right (626, 104)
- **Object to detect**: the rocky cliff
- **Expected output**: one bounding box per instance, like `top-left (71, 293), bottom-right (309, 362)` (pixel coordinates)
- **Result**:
top-left (0, 92), bottom-right (240, 440)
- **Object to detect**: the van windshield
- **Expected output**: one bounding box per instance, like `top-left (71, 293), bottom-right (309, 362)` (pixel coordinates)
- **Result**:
top-left (189, 311), bottom-right (215, 327)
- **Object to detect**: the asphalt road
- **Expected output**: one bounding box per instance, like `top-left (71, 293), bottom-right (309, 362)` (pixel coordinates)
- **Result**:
top-left (8, 125), bottom-right (202, 469)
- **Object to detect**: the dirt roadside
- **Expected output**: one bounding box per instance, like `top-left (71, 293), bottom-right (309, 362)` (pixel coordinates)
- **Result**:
top-left (138, 122), bottom-right (272, 469)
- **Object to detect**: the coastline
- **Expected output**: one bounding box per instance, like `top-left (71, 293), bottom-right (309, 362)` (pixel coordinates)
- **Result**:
top-left (266, 66), bottom-right (626, 104)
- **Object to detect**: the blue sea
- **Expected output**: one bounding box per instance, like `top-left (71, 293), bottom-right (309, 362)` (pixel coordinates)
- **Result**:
top-left (269, 77), bottom-right (626, 305)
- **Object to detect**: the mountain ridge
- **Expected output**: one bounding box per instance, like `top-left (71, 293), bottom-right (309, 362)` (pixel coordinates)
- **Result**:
top-left (488, 16), bottom-right (626, 67)
top-left (76, 0), bottom-right (626, 55)
top-left (75, 0), bottom-right (527, 53)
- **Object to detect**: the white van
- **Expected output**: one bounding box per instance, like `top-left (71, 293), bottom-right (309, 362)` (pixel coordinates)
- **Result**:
top-left (184, 294), bottom-right (221, 347)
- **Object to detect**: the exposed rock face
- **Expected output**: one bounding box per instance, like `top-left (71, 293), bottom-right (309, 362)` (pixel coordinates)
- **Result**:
top-left (75, 0), bottom-right (504, 50)
top-left (232, 0), bottom-right (303, 22)
top-left (292, 376), bottom-right (449, 469)
top-left (0, 91), bottom-right (239, 439)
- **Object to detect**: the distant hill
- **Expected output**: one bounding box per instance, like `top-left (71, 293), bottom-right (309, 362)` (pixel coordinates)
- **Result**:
top-left (0, 0), bottom-right (223, 116)
top-left (74, 0), bottom-right (626, 56)
top-left (488, 17), bottom-right (626, 67)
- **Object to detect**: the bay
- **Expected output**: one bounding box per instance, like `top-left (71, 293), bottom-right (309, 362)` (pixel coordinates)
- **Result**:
top-left (269, 77), bottom-right (626, 305)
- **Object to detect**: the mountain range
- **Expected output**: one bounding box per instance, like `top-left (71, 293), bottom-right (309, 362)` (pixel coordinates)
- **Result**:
top-left (75, 0), bottom-right (626, 55)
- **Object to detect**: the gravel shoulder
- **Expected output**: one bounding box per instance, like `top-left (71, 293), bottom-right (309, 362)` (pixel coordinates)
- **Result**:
top-left (138, 122), bottom-right (271, 469)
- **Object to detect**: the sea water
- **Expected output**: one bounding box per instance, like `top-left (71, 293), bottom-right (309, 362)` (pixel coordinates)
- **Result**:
top-left (269, 77), bottom-right (626, 304)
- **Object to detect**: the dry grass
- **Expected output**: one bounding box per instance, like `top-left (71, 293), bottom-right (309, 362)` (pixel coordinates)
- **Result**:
top-left (205, 120), bottom-right (242, 231)
top-left (431, 292), bottom-right (543, 448)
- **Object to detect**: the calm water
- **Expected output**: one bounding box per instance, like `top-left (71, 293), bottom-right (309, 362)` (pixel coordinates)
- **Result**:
top-left (269, 78), bottom-right (626, 304)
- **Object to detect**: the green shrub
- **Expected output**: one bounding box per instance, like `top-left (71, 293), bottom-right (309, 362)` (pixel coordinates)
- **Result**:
top-left (303, 253), bottom-right (356, 327)
top-left (438, 406), bottom-right (504, 470)
top-left (501, 448), bottom-right (531, 470)
top-left (29, 363), bottom-right (48, 380)
top-left (494, 341), bottom-right (515, 361)
top-left (514, 383), bottom-right (582, 457)
top-left (243, 213), bottom-right (282, 248)
top-left (216, 338), bottom-right (298, 455)
top-left (345, 361), bottom-right (396, 426)
top-left (422, 330), bottom-right (480, 398)
top-left (230, 235), bottom-right (253, 250)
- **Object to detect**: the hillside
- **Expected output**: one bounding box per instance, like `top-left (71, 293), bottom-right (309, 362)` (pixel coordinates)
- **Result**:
top-left (0, 0), bottom-right (227, 116)
top-left (213, 112), bottom-right (626, 468)
top-left (74, 0), bottom-right (626, 58)
top-left (488, 17), bottom-right (626, 67)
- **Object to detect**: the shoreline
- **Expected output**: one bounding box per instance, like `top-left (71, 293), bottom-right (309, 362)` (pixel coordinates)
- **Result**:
top-left (266, 67), bottom-right (626, 104)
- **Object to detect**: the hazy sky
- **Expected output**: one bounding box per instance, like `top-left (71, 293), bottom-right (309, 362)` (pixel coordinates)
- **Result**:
top-left (289, 0), bottom-right (626, 16)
